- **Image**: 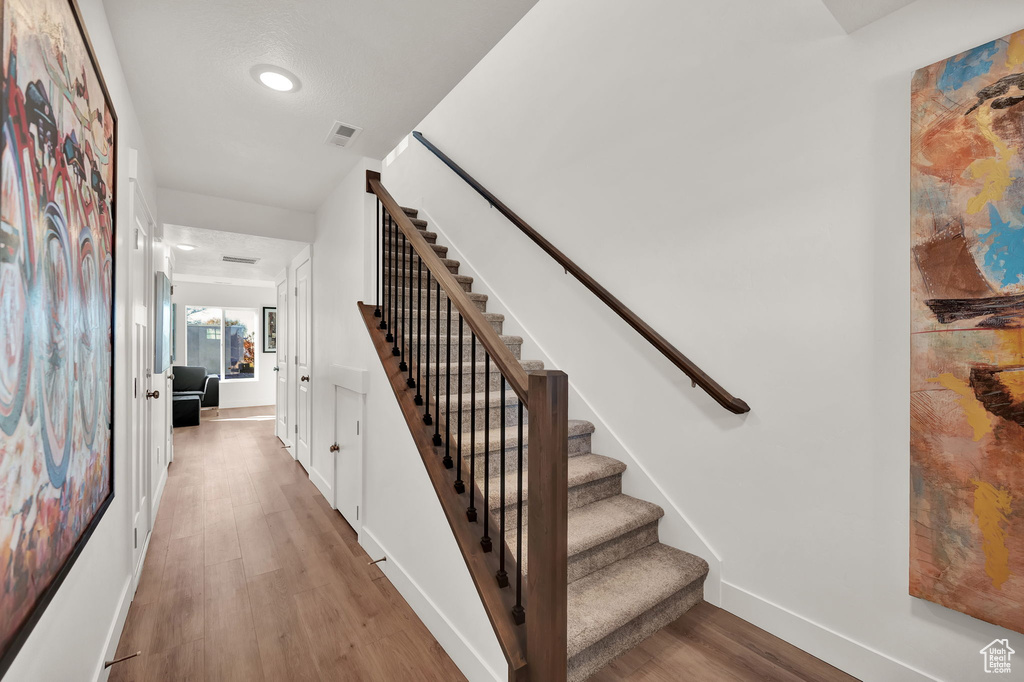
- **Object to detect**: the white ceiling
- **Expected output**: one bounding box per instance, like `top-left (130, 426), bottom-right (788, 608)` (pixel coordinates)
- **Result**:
top-left (165, 224), bottom-right (307, 284)
top-left (819, 0), bottom-right (916, 33)
top-left (103, 0), bottom-right (538, 211)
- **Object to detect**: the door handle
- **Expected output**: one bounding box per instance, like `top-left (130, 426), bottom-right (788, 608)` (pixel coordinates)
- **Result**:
top-left (329, 443), bottom-right (340, 452)
top-left (273, 366), bottom-right (280, 372)
top-left (301, 375), bottom-right (310, 382)
top-left (146, 390), bottom-right (160, 400)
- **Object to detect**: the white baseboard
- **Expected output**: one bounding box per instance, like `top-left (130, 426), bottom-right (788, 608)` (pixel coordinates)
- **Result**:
top-left (721, 581), bottom-right (939, 682)
top-left (309, 467), bottom-right (334, 508)
top-left (151, 466), bottom-right (168, 519)
top-left (358, 527), bottom-right (503, 682)
top-left (92, 575), bottom-right (133, 682)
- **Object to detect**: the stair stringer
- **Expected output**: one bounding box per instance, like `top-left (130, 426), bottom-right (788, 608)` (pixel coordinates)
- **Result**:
top-left (415, 206), bottom-right (724, 605)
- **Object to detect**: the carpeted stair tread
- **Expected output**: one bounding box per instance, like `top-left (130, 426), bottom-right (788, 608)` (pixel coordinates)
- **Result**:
top-left (486, 454), bottom-right (625, 511)
top-left (441, 386), bottom-right (525, 412)
top-left (410, 309), bottom-right (502, 322)
top-left (566, 543), bottom-right (709, 660)
top-left (511, 495), bottom-right (664, 573)
top-left (400, 206), bottom-right (418, 218)
top-left (468, 419), bottom-right (594, 455)
top-left (412, 334), bottom-right (522, 349)
top-left (385, 242), bottom-right (447, 257)
top-left (385, 269), bottom-right (473, 287)
top-left (425, 358), bottom-right (544, 375)
top-left (387, 288), bottom-right (488, 304)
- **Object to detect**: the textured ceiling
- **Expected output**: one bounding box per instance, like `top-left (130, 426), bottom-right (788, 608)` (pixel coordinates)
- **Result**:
top-left (819, 0), bottom-right (916, 33)
top-left (165, 224), bottom-right (307, 282)
top-left (103, 0), bottom-right (538, 211)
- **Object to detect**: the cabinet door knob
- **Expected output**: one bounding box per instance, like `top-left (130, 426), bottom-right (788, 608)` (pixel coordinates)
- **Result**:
top-left (301, 375), bottom-right (310, 382)
top-left (146, 390), bottom-right (160, 400)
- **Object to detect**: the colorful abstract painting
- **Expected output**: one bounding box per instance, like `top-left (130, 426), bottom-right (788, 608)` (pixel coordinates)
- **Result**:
top-left (0, 0), bottom-right (116, 672)
top-left (911, 31), bottom-right (1024, 633)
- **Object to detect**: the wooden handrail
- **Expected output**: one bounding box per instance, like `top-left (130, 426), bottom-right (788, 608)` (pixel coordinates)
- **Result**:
top-left (366, 173), bottom-right (530, 406)
top-left (411, 131), bottom-right (751, 414)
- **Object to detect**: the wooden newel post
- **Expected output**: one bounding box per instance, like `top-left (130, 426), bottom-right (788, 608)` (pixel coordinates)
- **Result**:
top-left (525, 370), bottom-right (568, 682)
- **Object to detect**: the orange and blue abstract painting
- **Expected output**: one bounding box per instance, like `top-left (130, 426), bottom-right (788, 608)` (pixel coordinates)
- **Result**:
top-left (0, 0), bottom-right (116, 673)
top-left (911, 30), bottom-right (1024, 633)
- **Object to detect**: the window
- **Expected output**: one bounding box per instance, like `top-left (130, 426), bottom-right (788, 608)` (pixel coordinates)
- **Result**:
top-left (185, 306), bottom-right (258, 381)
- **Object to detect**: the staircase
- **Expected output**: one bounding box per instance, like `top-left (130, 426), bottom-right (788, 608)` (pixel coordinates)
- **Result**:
top-left (378, 205), bottom-right (709, 681)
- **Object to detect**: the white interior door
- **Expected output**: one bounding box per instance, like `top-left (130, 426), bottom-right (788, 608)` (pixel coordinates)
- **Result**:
top-left (334, 387), bottom-right (363, 532)
top-left (295, 256), bottom-right (311, 471)
top-left (130, 182), bottom-right (155, 584)
top-left (275, 272), bottom-right (290, 446)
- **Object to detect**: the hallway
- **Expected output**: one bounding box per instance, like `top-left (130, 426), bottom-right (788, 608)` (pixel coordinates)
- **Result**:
top-left (109, 407), bottom-right (464, 682)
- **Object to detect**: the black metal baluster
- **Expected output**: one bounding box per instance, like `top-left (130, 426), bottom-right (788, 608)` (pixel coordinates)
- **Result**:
top-left (411, 253), bottom-right (421, 393)
top-left (438, 287), bottom-right (448, 458)
top-left (406, 240), bottom-right (416, 385)
top-left (423, 271), bottom-right (432, 421)
top-left (386, 212), bottom-right (394, 343)
top-left (455, 314), bottom-right (465, 494)
top-left (481, 352), bottom-right (491, 552)
top-left (512, 401), bottom-right (525, 625)
top-left (496, 379), bottom-right (508, 587)
top-left (467, 331), bottom-right (477, 522)
top-left (398, 229), bottom-right (407, 367)
top-left (374, 199), bottom-right (381, 318)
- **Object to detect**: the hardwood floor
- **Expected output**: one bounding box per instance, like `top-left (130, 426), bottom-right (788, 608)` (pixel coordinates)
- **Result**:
top-left (109, 406), bottom-right (465, 682)
top-left (112, 406), bottom-right (856, 682)
top-left (589, 601), bottom-right (858, 682)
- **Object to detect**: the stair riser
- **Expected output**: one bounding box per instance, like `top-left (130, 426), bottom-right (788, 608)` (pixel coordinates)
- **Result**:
top-left (567, 581), bottom-right (705, 682)
top-left (450, 431), bottom-right (592, 477)
top-left (487, 472), bottom-right (624, 537)
top-left (402, 311), bottom-right (503, 335)
top-left (384, 292), bottom-right (487, 314)
top-left (567, 523), bottom-right (659, 583)
top-left (383, 260), bottom-right (460, 275)
top-left (391, 334), bottom-right (522, 363)
top-left (383, 270), bottom-right (472, 292)
top-left (512, 522), bottom-right (659, 585)
top-left (439, 399), bottom-right (525, 434)
top-left (384, 244), bottom-right (448, 259)
top-left (380, 229), bottom-right (436, 243)
top-left (425, 364), bottom-right (537, 392)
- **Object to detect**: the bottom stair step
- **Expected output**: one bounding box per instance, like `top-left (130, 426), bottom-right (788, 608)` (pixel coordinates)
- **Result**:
top-left (567, 543), bottom-right (709, 682)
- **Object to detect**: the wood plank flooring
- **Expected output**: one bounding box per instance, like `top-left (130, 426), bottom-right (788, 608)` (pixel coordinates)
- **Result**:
top-left (112, 406), bottom-right (856, 682)
top-left (109, 406), bottom-right (465, 682)
top-left (590, 601), bottom-right (858, 682)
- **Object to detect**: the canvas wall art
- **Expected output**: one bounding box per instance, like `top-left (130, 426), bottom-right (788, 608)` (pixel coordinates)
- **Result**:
top-left (911, 30), bottom-right (1024, 632)
top-left (263, 305), bottom-right (276, 353)
top-left (0, 0), bottom-right (116, 672)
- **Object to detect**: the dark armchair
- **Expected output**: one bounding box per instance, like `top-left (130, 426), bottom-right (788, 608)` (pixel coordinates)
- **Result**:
top-left (172, 365), bottom-right (220, 412)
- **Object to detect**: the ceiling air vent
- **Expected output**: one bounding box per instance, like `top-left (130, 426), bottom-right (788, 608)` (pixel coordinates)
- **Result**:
top-left (324, 120), bottom-right (363, 148)
top-left (222, 255), bottom-right (261, 265)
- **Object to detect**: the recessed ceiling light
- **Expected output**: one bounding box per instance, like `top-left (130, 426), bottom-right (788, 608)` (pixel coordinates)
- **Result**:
top-left (176, 244), bottom-right (197, 251)
top-left (250, 65), bottom-right (301, 93)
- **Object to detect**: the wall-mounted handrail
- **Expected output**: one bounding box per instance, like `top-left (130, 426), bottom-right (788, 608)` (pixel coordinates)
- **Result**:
top-left (411, 131), bottom-right (750, 414)
top-left (367, 172), bottom-right (530, 406)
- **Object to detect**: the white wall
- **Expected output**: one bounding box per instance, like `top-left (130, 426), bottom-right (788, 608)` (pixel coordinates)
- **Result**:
top-left (307, 158), bottom-right (377, 497)
top-left (2, 0), bottom-right (158, 679)
top-left (158, 188), bottom-right (316, 242)
top-left (382, 1), bottom-right (1024, 680)
top-left (171, 281), bottom-right (276, 409)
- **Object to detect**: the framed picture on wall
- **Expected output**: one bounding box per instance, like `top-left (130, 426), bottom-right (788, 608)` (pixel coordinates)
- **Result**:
top-left (263, 306), bottom-right (277, 353)
top-left (0, 0), bottom-right (118, 674)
